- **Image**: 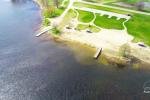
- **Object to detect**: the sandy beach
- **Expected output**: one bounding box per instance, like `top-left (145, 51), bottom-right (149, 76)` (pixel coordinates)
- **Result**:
top-left (61, 27), bottom-right (150, 64)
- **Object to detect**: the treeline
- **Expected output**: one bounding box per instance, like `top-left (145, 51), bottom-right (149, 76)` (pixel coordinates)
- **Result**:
top-left (38, 0), bottom-right (62, 8)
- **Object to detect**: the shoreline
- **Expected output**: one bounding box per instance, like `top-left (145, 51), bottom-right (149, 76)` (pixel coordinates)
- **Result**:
top-left (33, 0), bottom-right (43, 9)
top-left (34, 0), bottom-right (150, 65)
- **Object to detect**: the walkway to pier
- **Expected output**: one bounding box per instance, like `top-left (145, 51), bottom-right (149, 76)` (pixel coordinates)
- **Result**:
top-left (36, 26), bottom-right (52, 37)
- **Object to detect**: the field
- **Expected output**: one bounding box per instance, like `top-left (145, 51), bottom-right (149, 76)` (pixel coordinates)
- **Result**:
top-left (94, 15), bottom-right (126, 30)
top-left (77, 10), bottom-right (94, 23)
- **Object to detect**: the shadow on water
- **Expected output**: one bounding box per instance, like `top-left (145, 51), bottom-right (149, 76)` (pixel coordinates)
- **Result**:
top-left (11, 0), bottom-right (30, 4)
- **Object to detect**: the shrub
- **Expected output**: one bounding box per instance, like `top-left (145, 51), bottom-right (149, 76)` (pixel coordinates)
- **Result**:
top-left (43, 7), bottom-right (57, 18)
top-left (51, 27), bottom-right (61, 35)
top-left (120, 44), bottom-right (131, 58)
top-left (43, 18), bottom-right (50, 26)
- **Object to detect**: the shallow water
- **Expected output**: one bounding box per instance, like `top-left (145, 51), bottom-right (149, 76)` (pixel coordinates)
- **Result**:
top-left (0, 0), bottom-right (150, 100)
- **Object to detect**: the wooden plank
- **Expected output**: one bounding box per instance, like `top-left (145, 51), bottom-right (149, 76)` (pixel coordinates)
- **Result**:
top-left (36, 26), bottom-right (52, 37)
top-left (36, 30), bottom-right (49, 37)
top-left (94, 48), bottom-right (102, 59)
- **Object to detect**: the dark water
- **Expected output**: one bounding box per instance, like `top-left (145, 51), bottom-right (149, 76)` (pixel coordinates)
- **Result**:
top-left (0, 0), bottom-right (150, 100)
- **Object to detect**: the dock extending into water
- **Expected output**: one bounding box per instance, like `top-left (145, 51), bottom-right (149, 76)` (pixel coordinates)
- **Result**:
top-left (94, 48), bottom-right (103, 59)
top-left (36, 26), bottom-right (52, 37)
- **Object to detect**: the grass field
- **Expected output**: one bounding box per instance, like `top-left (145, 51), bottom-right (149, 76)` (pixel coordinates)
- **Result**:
top-left (77, 10), bottom-right (94, 23)
top-left (76, 9), bottom-right (125, 30)
top-left (76, 24), bottom-right (100, 32)
top-left (126, 14), bottom-right (150, 45)
top-left (94, 15), bottom-right (126, 30)
top-left (73, 2), bottom-right (150, 46)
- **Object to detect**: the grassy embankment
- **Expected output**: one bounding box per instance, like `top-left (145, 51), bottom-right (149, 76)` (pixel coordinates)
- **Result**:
top-left (73, 2), bottom-right (150, 46)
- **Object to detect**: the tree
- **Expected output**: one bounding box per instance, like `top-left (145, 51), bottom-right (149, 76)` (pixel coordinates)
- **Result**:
top-left (53, 0), bottom-right (59, 8)
top-left (38, 0), bottom-right (49, 9)
top-left (136, 2), bottom-right (145, 11)
top-left (120, 44), bottom-right (131, 58)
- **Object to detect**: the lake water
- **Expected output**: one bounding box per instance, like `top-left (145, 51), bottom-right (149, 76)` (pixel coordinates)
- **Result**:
top-left (0, 0), bottom-right (150, 100)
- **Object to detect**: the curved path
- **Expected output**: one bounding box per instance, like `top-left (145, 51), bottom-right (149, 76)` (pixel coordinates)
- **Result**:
top-left (73, 8), bottom-right (127, 31)
top-left (73, 6), bottom-right (131, 20)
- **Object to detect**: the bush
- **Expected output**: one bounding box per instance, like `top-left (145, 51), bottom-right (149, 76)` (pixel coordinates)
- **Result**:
top-left (43, 7), bottom-right (57, 18)
top-left (43, 18), bottom-right (50, 26)
top-left (51, 27), bottom-right (61, 35)
top-left (120, 44), bottom-right (131, 58)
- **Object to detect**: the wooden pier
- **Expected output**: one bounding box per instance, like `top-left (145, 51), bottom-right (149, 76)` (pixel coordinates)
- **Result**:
top-left (94, 48), bottom-right (103, 59)
top-left (36, 26), bottom-right (52, 37)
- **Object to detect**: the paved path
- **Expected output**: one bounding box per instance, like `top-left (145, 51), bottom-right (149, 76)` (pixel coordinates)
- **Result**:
top-left (60, 0), bottom-right (76, 18)
top-left (78, 0), bottom-right (150, 16)
top-left (73, 7), bottom-right (127, 31)
top-left (73, 6), bottom-right (131, 19)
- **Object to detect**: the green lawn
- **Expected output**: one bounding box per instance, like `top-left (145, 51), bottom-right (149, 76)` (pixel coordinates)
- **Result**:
top-left (76, 24), bottom-right (101, 32)
top-left (77, 10), bottom-right (94, 23)
top-left (94, 14), bottom-right (126, 30)
top-left (126, 14), bottom-right (150, 45)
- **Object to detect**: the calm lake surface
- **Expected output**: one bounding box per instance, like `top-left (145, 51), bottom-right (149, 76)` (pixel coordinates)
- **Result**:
top-left (0, 0), bottom-right (150, 100)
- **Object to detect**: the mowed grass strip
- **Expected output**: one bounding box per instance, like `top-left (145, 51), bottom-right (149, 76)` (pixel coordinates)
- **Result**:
top-left (77, 10), bottom-right (94, 23)
top-left (94, 14), bottom-right (126, 30)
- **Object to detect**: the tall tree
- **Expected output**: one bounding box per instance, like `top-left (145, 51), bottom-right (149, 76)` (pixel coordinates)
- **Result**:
top-left (39, 0), bottom-right (49, 8)
top-left (53, 0), bottom-right (59, 8)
